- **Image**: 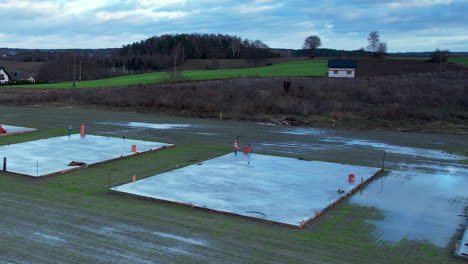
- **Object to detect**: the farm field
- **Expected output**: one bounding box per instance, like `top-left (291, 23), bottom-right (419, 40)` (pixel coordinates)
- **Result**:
top-left (388, 56), bottom-right (468, 65)
top-left (449, 57), bottom-right (468, 65)
top-left (0, 105), bottom-right (467, 263)
top-left (387, 56), bottom-right (429, 60)
top-left (173, 57), bottom-right (309, 71)
top-left (3, 59), bottom-right (327, 89)
top-left (0, 60), bottom-right (43, 75)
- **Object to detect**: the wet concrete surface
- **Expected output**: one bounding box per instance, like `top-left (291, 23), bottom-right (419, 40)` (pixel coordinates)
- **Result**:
top-left (0, 124), bottom-right (36, 136)
top-left (0, 105), bottom-right (467, 247)
top-left (112, 153), bottom-right (381, 226)
top-left (0, 134), bottom-right (172, 177)
top-left (457, 226), bottom-right (468, 258)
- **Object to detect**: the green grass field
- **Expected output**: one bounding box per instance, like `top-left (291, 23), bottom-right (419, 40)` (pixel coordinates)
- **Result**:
top-left (449, 57), bottom-right (468, 65)
top-left (3, 59), bottom-right (327, 89)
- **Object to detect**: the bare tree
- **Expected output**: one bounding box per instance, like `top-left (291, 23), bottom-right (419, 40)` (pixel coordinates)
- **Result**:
top-left (303, 35), bottom-right (321, 57)
top-left (250, 40), bottom-right (269, 49)
top-left (171, 43), bottom-right (183, 72)
top-left (377, 42), bottom-right (387, 56)
top-left (367, 31), bottom-right (380, 55)
top-left (231, 37), bottom-right (241, 57)
top-left (431, 49), bottom-right (450, 63)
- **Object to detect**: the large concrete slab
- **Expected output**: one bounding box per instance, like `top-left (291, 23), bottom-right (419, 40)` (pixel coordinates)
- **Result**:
top-left (0, 124), bottom-right (37, 137)
top-left (112, 153), bottom-right (381, 227)
top-left (0, 134), bottom-right (173, 177)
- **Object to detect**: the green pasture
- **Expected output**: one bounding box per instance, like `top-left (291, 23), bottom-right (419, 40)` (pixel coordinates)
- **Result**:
top-left (3, 59), bottom-right (327, 89)
top-left (449, 57), bottom-right (468, 65)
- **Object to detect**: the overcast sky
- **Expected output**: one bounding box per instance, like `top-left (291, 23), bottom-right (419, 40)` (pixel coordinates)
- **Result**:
top-left (1, 0), bottom-right (467, 52)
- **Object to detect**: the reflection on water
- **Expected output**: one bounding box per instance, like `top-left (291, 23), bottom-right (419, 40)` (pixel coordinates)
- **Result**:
top-left (273, 126), bottom-right (467, 247)
top-left (98, 121), bottom-right (193, 130)
top-left (277, 127), bottom-right (465, 161)
top-left (351, 167), bottom-right (468, 247)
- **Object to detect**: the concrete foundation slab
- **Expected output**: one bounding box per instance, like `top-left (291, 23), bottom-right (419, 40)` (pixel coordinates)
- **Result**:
top-left (0, 134), bottom-right (173, 177)
top-left (112, 153), bottom-right (381, 227)
top-left (0, 124), bottom-right (37, 137)
top-left (457, 226), bottom-right (468, 259)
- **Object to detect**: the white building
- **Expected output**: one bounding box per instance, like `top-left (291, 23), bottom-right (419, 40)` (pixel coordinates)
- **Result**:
top-left (0, 67), bottom-right (11, 84)
top-left (328, 60), bottom-right (357, 78)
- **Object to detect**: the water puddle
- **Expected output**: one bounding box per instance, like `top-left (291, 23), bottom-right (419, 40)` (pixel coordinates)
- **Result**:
top-left (351, 167), bottom-right (468, 247)
top-left (127, 122), bottom-right (192, 130)
top-left (33, 232), bottom-right (66, 242)
top-left (97, 121), bottom-right (193, 130)
top-left (153, 232), bottom-right (207, 246)
top-left (276, 127), bottom-right (465, 161)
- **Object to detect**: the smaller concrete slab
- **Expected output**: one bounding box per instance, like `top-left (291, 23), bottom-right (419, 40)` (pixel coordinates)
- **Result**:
top-left (112, 153), bottom-right (381, 227)
top-left (0, 124), bottom-right (37, 137)
top-left (457, 226), bottom-right (468, 259)
top-left (0, 134), bottom-right (173, 177)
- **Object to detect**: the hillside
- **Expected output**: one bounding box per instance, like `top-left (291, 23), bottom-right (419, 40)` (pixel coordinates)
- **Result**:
top-left (2, 59), bottom-right (328, 89)
top-left (0, 60), bottom-right (43, 76)
top-left (170, 57), bottom-right (308, 71)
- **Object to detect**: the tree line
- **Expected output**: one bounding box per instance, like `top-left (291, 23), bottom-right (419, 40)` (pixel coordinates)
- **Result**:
top-left (107, 34), bottom-right (279, 71)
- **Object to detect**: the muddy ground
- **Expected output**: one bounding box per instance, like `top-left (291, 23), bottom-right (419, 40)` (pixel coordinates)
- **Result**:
top-left (0, 105), bottom-right (467, 263)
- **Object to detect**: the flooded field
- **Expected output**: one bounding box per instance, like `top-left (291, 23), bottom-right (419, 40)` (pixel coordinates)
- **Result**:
top-left (0, 105), bottom-right (467, 263)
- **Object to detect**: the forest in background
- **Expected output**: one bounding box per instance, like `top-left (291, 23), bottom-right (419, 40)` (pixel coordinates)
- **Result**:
top-left (0, 33), bottom-right (379, 82)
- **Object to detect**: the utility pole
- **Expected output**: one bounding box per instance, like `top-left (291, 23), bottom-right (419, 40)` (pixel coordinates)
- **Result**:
top-left (439, 51), bottom-right (442, 72)
top-left (72, 51), bottom-right (76, 87)
top-left (79, 60), bottom-right (82, 82)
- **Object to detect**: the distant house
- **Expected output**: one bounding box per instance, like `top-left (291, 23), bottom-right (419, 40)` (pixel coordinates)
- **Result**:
top-left (328, 60), bottom-right (357, 78)
top-left (12, 71), bottom-right (36, 83)
top-left (0, 67), bottom-right (11, 84)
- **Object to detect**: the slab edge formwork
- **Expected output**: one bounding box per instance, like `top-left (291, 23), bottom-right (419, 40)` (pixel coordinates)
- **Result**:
top-left (1, 144), bottom-right (176, 179)
top-left (110, 166), bottom-right (385, 229)
top-left (300, 168), bottom-right (384, 228)
top-left (109, 188), bottom-right (303, 229)
top-left (455, 219), bottom-right (468, 260)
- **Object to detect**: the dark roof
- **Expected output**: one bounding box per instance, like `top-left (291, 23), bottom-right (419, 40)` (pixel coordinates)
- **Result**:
top-left (0, 67), bottom-right (12, 80)
top-left (328, 60), bottom-right (357, 68)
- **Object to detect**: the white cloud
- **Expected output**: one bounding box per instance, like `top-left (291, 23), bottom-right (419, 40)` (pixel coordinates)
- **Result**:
top-left (0, 0), bottom-right (465, 51)
top-left (95, 10), bottom-right (186, 23)
top-left (134, 0), bottom-right (186, 8)
top-left (1, 0), bottom-right (61, 16)
top-left (63, 0), bottom-right (111, 14)
top-left (0, 32), bottom-right (148, 49)
top-left (235, 0), bottom-right (282, 14)
top-left (386, 0), bottom-right (453, 8)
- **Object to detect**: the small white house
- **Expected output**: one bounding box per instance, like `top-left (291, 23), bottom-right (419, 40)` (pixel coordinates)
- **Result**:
top-left (328, 60), bottom-right (357, 78)
top-left (0, 67), bottom-right (11, 84)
